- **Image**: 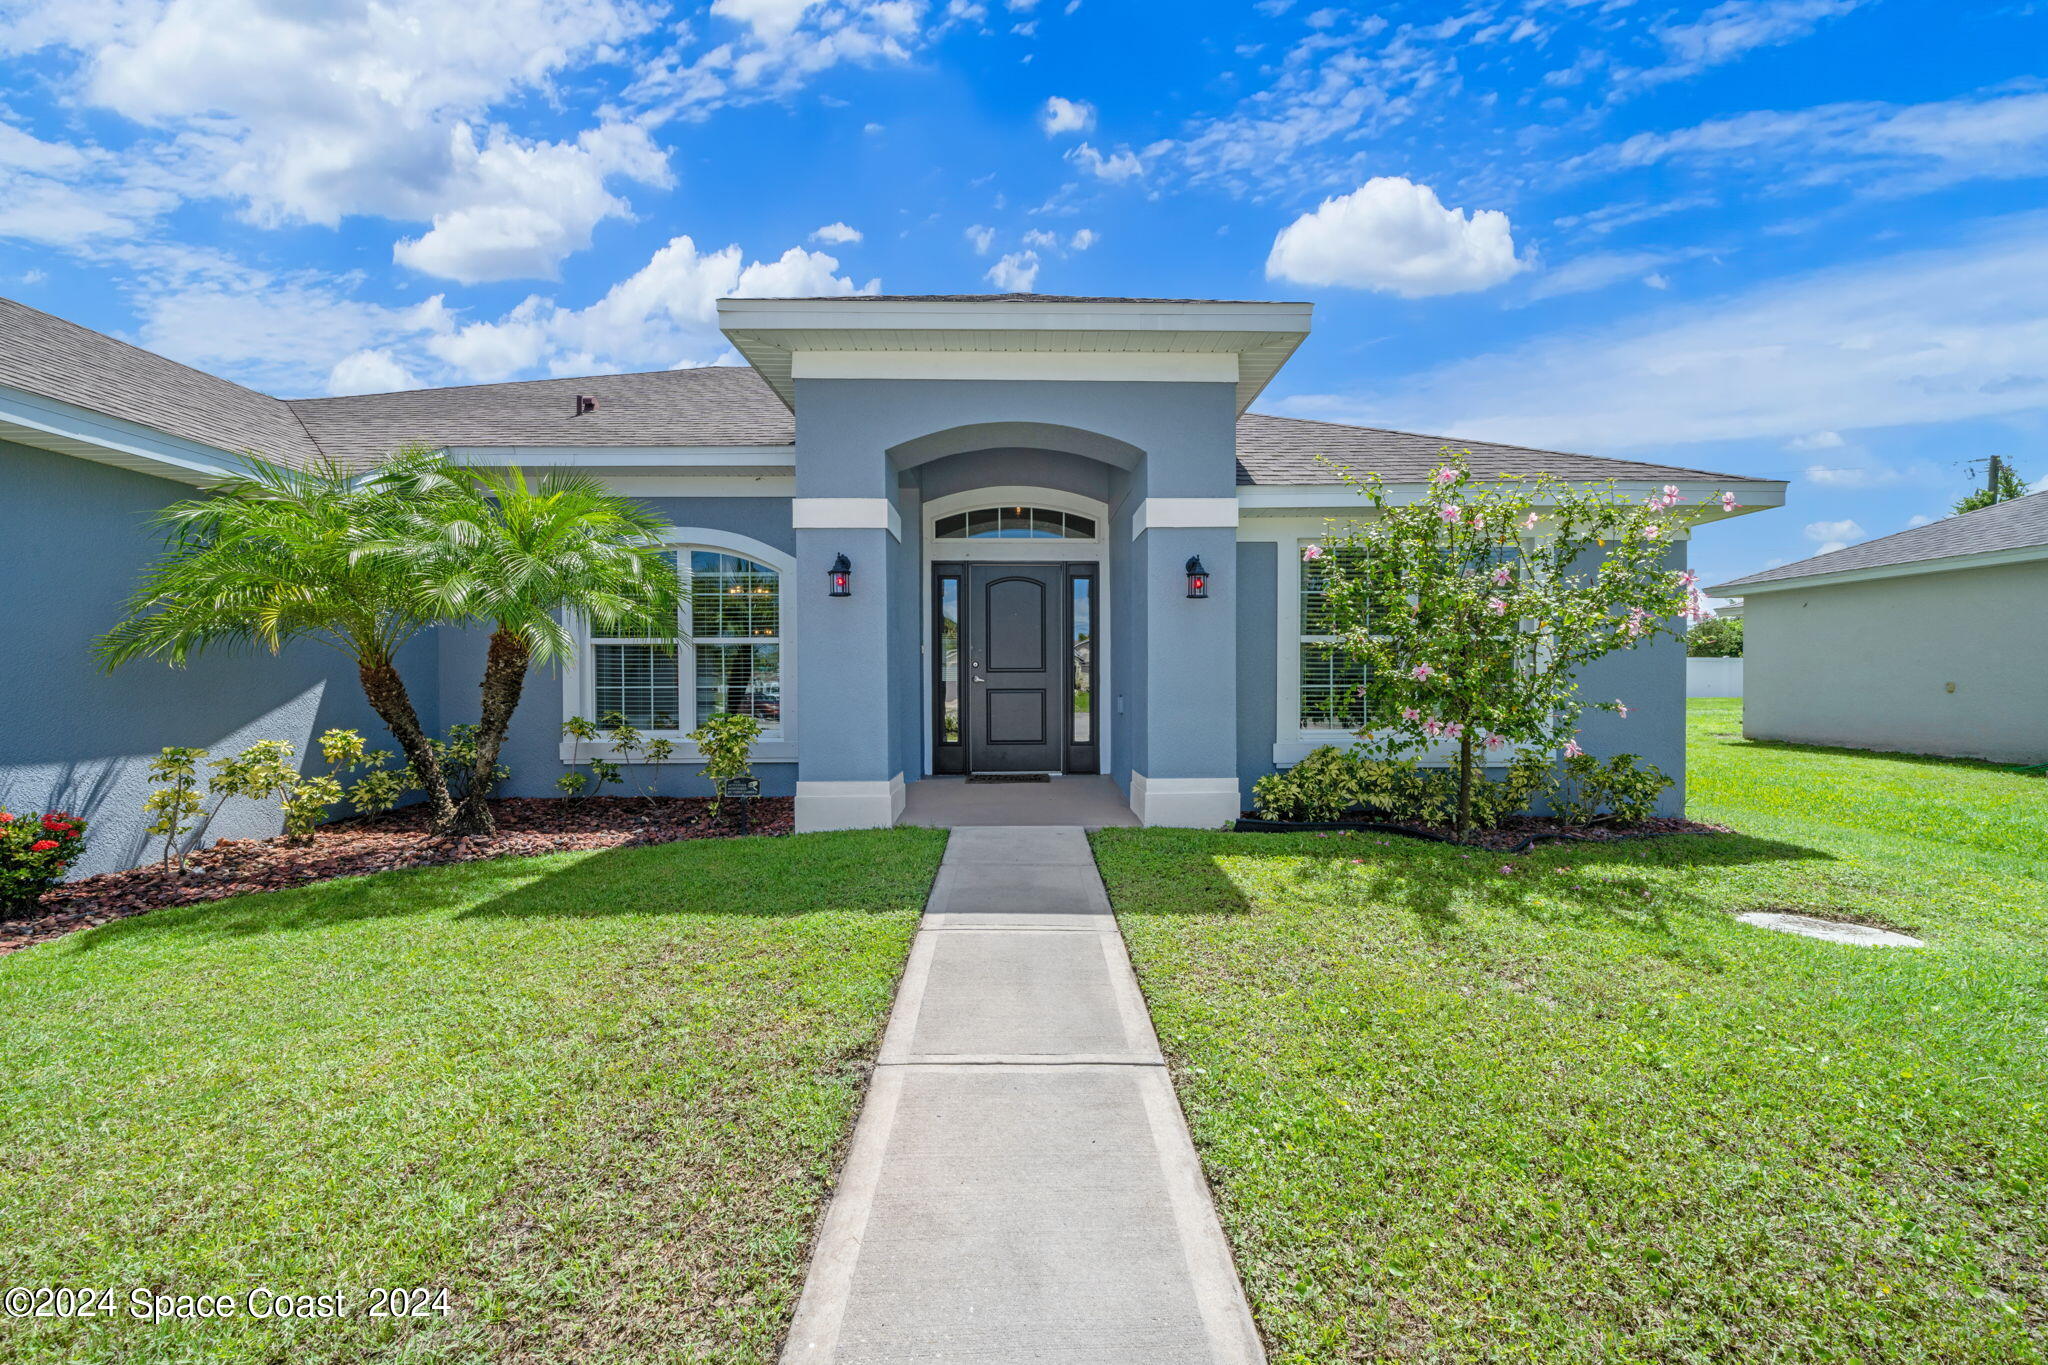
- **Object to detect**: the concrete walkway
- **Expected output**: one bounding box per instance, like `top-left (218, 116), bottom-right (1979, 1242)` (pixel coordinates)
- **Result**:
top-left (782, 827), bottom-right (1264, 1364)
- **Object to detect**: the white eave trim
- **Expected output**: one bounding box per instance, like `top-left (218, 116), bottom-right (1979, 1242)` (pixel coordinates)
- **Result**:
top-left (1714, 541), bottom-right (2048, 596)
top-left (789, 351), bottom-right (1238, 384)
top-left (443, 445), bottom-right (795, 470)
top-left (0, 382), bottom-right (254, 486)
top-left (1131, 497), bottom-right (1240, 537)
top-left (792, 496), bottom-right (903, 541)
top-left (718, 296), bottom-right (1313, 333)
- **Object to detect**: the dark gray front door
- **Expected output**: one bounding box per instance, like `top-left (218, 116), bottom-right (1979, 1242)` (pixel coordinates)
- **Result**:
top-left (967, 563), bottom-right (1062, 773)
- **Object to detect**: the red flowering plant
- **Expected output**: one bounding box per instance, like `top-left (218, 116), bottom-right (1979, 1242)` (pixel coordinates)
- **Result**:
top-left (0, 808), bottom-right (89, 916)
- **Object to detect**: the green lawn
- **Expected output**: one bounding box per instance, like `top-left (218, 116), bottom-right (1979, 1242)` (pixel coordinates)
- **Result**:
top-left (1097, 700), bottom-right (2048, 1363)
top-left (0, 829), bottom-right (945, 1364)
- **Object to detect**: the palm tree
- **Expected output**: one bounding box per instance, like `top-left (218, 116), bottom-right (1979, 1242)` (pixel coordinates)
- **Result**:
top-left (98, 453), bottom-right (459, 827)
top-left (371, 459), bottom-right (680, 836)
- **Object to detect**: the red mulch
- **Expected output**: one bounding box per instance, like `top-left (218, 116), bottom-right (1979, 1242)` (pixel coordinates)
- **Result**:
top-left (0, 796), bottom-right (791, 957)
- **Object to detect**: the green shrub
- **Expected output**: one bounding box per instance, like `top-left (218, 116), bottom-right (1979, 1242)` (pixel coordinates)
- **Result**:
top-left (0, 809), bottom-right (88, 914)
top-left (688, 713), bottom-right (762, 816)
top-left (1253, 746), bottom-right (1559, 829)
top-left (1553, 752), bottom-right (1672, 825)
top-left (1687, 616), bottom-right (1743, 658)
top-left (431, 724), bottom-right (509, 802)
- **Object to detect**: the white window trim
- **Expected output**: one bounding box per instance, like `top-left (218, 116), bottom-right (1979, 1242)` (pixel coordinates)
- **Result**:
top-left (560, 527), bottom-right (798, 764)
top-left (919, 486), bottom-right (1112, 776)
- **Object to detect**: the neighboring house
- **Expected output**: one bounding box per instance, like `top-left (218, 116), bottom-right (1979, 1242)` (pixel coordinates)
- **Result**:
top-left (0, 293), bottom-right (1784, 873)
top-left (1711, 491), bottom-right (2048, 764)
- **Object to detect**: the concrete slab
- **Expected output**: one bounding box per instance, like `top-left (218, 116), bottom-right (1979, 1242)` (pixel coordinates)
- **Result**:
top-left (879, 930), bottom-right (1161, 1065)
top-left (940, 825), bottom-right (1096, 867)
top-left (1737, 912), bottom-right (1924, 947)
top-left (782, 827), bottom-right (1263, 1365)
top-left (901, 775), bottom-right (1140, 829)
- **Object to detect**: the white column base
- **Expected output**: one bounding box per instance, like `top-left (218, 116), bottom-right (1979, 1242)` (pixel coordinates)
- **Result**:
top-left (795, 774), bottom-right (907, 833)
top-left (1128, 773), bottom-right (1241, 828)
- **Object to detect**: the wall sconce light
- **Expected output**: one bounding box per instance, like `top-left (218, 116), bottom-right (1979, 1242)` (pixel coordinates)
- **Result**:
top-left (828, 553), bottom-right (852, 597)
top-left (1185, 555), bottom-right (1210, 599)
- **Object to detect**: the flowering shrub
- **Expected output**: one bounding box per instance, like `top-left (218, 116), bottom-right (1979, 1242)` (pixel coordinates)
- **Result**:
top-left (0, 809), bottom-right (88, 914)
top-left (1307, 450), bottom-right (1725, 833)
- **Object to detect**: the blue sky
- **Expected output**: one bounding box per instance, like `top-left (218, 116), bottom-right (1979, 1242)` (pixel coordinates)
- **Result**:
top-left (2, 0), bottom-right (2044, 594)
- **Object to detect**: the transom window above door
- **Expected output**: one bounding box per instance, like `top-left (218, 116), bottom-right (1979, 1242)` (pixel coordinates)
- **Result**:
top-left (933, 506), bottom-right (1098, 540)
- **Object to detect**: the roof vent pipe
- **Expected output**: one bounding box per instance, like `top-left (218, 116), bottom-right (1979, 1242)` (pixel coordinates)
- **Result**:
top-left (575, 395), bottom-right (597, 415)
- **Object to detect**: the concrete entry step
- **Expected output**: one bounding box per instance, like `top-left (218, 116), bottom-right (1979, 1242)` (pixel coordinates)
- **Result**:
top-left (900, 775), bottom-right (1141, 829)
top-left (782, 827), bottom-right (1264, 1365)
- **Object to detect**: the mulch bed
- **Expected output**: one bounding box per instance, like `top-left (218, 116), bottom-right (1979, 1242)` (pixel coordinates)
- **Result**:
top-left (1233, 813), bottom-right (1731, 851)
top-left (0, 796), bottom-right (792, 958)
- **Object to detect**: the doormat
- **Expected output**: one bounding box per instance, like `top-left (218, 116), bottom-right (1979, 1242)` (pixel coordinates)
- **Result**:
top-left (967, 773), bottom-right (1051, 784)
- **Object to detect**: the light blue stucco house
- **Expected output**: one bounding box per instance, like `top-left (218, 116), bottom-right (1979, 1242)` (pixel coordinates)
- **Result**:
top-left (0, 293), bottom-right (1784, 872)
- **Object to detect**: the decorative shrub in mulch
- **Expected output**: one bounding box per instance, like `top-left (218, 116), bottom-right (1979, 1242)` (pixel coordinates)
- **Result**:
top-left (0, 796), bottom-right (792, 957)
top-left (1232, 812), bottom-right (1731, 852)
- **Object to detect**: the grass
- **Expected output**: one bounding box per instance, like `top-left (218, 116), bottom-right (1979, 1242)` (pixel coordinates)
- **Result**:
top-left (0, 828), bottom-right (945, 1364)
top-left (1096, 700), bottom-right (2048, 1363)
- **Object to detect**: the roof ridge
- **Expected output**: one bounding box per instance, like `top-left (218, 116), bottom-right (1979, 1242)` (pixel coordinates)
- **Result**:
top-left (287, 363), bottom-right (753, 406)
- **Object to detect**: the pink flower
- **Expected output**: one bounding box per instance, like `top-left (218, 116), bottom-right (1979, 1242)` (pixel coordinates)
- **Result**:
top-left (1487, 597), bottom-right (1507, 615)
top-left (1471, 513), bottom-right (1486, 529)
top-left (1563, 738), bottom-right (1584, 758)
top-left (1444, 722), bottom-right (1463, 740)
top-left (1433, 467), bottom-right (1460, 484)
top-left (1301, 544), bottom-right (1324, 562)
top-left (1720, 491), bottom-right (1740, 512)
top-left (1483, 731), bottom-right (1506, 749)
top-left (1676, 569), bottom-right (1699, 588)
top-left (1410, 663), bottom-right (1435, 681)
top-left (1499, 865), bottom-right (1514, 875)
top-left (1423, 718), bottom-right (1445, 738)
top-left (1643, 525), bottom-right (1661, 539)
top-left (1491, 565), bottom-right (1512, 585)
top-left (1520, 512), bottom-right (1539, 530)
top-left (1615, 699), bottom-right (1630, 718)
top-left (1400, 707), bottom-right (1421, 722)
top-left (1439, 504), bottom-right (1462, 524)
top-left (1661, 484), bottom-right (1684, 505)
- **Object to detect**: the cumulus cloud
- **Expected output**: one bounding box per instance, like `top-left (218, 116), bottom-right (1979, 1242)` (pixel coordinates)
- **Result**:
top-left (1064, 142), bottom-right (1143, 182)
top-left (326, 349), bottom-right (421, 396)
top-left (0, 0), bottom-right (670, 280)
top-left (1069, 227), bottom-right (1097, 250)
top-left (1272, 214), bottom-right (2048, 453)
top-left (1266, 177), bottom-right (1525, 296)
top-left (811, 221), bottom-right (863, 243)
top-left (965, 223), bottom-right (996, 253)
top-left (986, 250), bottom-right (1040, 292)
top-left (1803, 518), bottom-right (1867, 554)
top-left (1039, 95), bottom-right (1096, 136)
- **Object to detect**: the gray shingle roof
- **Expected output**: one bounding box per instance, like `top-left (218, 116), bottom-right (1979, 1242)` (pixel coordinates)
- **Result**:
top-left (290, 367), bottom-right (792, 468)
top-left (1712, 489), bottom-right (2048, 592)
top-left (0, 295), bottom-right (319, 465)
top-left (777, 293), bottom-right (1303, 305)
top-left (0, 292), bottom-right (1774, 492)
top-left (1233, 412), bottom-right (1756, 486)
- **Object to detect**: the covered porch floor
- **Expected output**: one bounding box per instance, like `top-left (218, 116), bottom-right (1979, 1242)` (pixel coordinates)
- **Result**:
top-left (898, 775), bottom-right (1140, 829)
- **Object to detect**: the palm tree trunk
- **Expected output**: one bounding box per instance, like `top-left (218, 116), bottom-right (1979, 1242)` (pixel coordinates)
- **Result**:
top-left (443, 629), bottom-right (529, 836)
top-left (358, 657), bottom-right (455, 827)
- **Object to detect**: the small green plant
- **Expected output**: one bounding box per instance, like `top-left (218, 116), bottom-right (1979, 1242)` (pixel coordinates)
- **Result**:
top-left (561, 715), bottom-right (602, 796)
top-left (556, 772), bottom-right (589, 797)
top-left (433, 723), bottom-right (509, 802)
top-left (0, 808), bottom-right (88, 914)
top-left (587, 758), bottom-right (624, 795)
top-left (1552, 752), bottom-right (1672, 826)
top-left (345, 758), bottom-right (415, 817)
top-left (688, 713), bottom-right (762, 817)
top-left (143, 746), bottom-right (209, 876)
top-left (1252, 745), bottom-right (1559, 830)
top-left (642, 737), bottom-right (676, 803)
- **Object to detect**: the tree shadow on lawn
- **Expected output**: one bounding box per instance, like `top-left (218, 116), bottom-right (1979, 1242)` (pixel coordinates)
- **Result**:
top-left (67, 832), bottom-right (942, 951)
top-left (1136, 830), bottom-right (1833, 966)
top-left (1710, 732), bottom-right (2047, 780)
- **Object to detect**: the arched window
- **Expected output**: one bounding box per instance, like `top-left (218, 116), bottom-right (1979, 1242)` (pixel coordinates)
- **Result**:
top-left (588, 547), bottom-right (782, 735)
top-left (933, 506), bottom-right (1097, 540)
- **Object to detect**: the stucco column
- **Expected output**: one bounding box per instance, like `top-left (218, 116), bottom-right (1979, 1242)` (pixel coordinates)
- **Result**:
top-left (1128, 520), bottom-right (1241, 827)
top-left (790, 380), bottom-right (908, 832)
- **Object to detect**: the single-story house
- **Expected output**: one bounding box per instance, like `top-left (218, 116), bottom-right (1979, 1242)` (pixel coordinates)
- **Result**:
top-left (1, 292), bottom-right (1783, 873)
top-left (1711, 490), bottom-right (2048, 765)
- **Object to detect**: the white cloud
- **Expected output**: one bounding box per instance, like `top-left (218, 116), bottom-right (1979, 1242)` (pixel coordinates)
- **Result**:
top-left (985, 250), bottom-right (1040, 292)
top-left (1634, 0), bottom-right (1867, 87)
top-left (1069, 227), bottom-right (1097, 250)
top-left (1039, 96), bottom-right (1095, 136)
top-left (1021, 228), bottom-right (1059, 248)
top-left (1, 0), bottom-right (670, 280)
top-left (965, 223), bottom-right (996, 253)
top-left (811, 221), bottom-right (863, 243)
top-left (1804, 518), bottom-right (1867, 548)
top-left (1266, 177), bottom-right (1525, 296)
top-left (1906, 514), bottom-right (1935, 527)
top-left (1787, 430), bottom-right (1845, 450)
top-left (1064, 142), bottom-right (1143, 182)
top-left (1585, 89), bottom-right (2048, 198)
top-left (1523, 247), bottom-right (1713, 302)
top-left (327, 348), bottom-right (421, 396)
top-left (1802, 464), bottom-right (1897, 488)
top-left (629, 0), bottom-right (929, 116)
top-left (1274, 215), bottom-right (2048, 452)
